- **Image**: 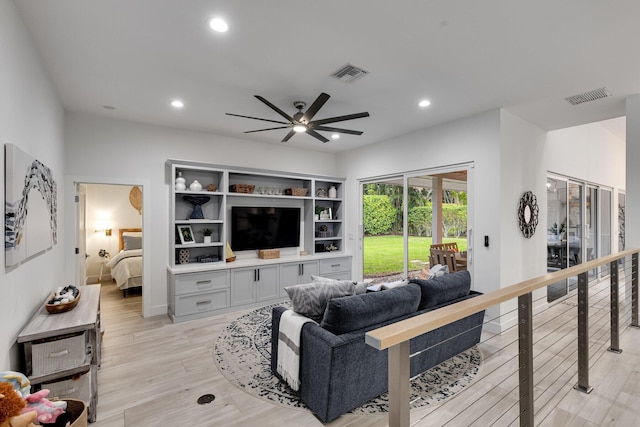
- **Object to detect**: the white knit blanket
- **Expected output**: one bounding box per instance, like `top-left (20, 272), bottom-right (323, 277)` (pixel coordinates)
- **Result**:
top-left (277, 310), bottom-right (316, 391)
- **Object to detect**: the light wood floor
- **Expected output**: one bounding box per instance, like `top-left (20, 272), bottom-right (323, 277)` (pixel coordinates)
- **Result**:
top-left (92, 280), bottom-right (640, 426)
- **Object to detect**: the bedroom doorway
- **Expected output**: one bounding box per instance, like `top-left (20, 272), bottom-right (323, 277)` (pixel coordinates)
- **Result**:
top-left (75, 182), bottom-right (144, 316)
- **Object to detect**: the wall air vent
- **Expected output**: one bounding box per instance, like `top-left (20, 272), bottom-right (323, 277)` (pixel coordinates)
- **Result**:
top-left (331, 64), bottom-right (370, 83)
top-left (565, 87), bottom-right (611, 105)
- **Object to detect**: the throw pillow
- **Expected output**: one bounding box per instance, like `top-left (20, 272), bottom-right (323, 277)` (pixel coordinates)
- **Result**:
top-left (410, 270), bottom-right (471, 310)
top-left (310, 275), bottom-right (368, 295)
top-left (284, 280), bottom-right (355, 321)
top-left (381, 279), bottom-right (409, 290)
top-left (122, 235), bottom-right (142, 251)
top-left (320, 284), bottom-right (421, 335)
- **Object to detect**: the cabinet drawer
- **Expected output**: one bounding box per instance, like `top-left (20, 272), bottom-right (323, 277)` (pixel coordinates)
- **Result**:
top-left (175, 271), bottom-right (229, 295)
top-left (32, 333), bottom-right (88, 377)
top-left (42, 368), bottom-right (92, 403)
top-left (319, 257), bottom-right (351, 275)
top-left (175, 290), bottom-right (229, 315)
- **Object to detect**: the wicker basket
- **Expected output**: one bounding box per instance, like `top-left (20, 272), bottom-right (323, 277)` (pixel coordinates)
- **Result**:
top-left (45, 289), bottom-right (81, 314)
top-left (258, 249), bottom-right (280, 259)
top-left (229, 184), bottom-right (255, 194)
top-left (284, 187), bottom-right (308, 196)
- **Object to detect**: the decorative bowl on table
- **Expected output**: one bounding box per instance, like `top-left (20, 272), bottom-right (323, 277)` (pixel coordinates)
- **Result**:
top-left (45, 285), bottom-right (81, 314)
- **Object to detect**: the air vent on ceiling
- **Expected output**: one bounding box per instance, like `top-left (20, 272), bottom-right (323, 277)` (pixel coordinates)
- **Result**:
top-left (565, 87), bottom-right (611, 105)
top-left (331, 64), bottom-right (370, 83)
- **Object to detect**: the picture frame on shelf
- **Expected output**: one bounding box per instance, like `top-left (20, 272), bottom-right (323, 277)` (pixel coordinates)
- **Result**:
top-left (178, 225), bottom-right (195, 245)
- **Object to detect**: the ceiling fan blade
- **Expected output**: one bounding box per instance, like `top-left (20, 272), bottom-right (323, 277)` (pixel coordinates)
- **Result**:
top-left (244, 126), bottom-right (291, 134)
top-left (301, 92), bottom-right (330, 123)
top-left (281, 130), bottom-right (296, 142)
top-left (311, 112), bottom-right (370, 126)
top-left (306, 129), bottom-right (330, 143)
top-left (226, 113), bottom-right (289, 125)
top-left (255, 95), bottom-right (294, 122)
top-left (314, 125), bottom-right (363, 135)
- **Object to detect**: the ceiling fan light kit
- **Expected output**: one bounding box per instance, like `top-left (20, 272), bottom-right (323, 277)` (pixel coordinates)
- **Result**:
top-left (226, 92), bottom-right (369, 143)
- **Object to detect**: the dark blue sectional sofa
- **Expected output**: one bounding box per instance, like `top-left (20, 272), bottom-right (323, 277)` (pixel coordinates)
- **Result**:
top-left (271, 270), bottom-right (484, 423)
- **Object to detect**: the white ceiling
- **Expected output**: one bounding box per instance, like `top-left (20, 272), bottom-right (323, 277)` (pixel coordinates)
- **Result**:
top-left (15, 0), bottom-right (635, 152)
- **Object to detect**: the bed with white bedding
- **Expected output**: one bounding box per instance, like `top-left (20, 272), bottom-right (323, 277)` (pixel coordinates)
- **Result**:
top-left (106, 228), bottom-right (142, 295)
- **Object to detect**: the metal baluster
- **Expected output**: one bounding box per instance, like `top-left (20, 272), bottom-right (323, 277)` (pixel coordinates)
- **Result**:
top-left (632, 253), bottom-right (639, 328)
top-left (574, 272), bottom-right (593, 393)
top-left (518, 293), bottom-right (534, 427)
top-left (609, 260), bottom-right (622, 353)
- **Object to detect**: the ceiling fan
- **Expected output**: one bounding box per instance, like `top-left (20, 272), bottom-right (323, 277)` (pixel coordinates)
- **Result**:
top-left (226, 92), bottom-right (369, 143)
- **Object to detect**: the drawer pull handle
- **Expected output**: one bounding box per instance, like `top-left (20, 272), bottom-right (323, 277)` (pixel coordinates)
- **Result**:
top-left (49, 349), bottom-right (70, 358)
top-left (196, 280), bottom-right (212, 287)
top-left (196, 300), bottom-right (212, 305)
top-left (331, 264), bottom-right (340, 268)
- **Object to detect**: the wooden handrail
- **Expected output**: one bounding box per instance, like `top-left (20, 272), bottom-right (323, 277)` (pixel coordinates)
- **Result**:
top-left (365, 248), bottom-right (638, 351)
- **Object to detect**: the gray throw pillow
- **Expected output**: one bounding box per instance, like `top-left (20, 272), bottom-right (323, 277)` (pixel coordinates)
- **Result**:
top-left (122, 235), bottom-right (142, 250)
top-left (311, 275), bottom-right (368, 295)
top-left (284, 280), bottom-right (355, 321)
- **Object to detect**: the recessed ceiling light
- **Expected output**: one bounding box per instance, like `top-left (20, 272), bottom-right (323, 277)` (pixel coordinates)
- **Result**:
top-left (171, 100), bottom-right (184, 109)
top-left (331, 134), bottom-right (340, 139)
top-left (209, 17), bottom-right (229, 33)
top-left (418, 99), bottom-right (431, 108)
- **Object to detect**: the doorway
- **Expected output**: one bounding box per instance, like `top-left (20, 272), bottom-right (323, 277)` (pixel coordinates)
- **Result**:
top-left (76, 182), bottom-right (144, 315)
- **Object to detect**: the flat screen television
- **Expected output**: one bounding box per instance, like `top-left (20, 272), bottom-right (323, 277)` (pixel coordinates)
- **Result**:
top-left (231, 206), bottom-right (301, 251)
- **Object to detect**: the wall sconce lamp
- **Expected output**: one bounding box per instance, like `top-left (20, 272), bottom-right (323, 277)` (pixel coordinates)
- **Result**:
top-left (95, 228), bottom-right (112, 236)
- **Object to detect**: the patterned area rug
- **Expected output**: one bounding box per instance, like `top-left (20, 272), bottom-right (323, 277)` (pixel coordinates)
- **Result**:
top-left (214, 302), bottom-right (482, 415)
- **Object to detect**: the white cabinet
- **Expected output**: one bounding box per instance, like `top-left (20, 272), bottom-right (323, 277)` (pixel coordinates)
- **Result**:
top-left (279, 260), bottom-right (320, 297)
top-left (231, 265), bottom-right (279, 305)
top-left (318, 257), bottom-right (352, 280)
top-left (168, 270), bottom-right (230, 322)
top-left (167, 159), bottom-right (352, 322)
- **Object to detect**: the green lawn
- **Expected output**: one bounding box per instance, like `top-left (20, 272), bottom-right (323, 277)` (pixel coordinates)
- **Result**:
top-left (363, 235), bottom-right (467, 276)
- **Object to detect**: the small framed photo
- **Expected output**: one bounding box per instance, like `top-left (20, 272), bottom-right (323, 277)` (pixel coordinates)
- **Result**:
top-left (178, 225), bottom-right (195, 245)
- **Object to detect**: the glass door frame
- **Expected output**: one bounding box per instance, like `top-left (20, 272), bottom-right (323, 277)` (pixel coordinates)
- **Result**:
top-left (546, 173), bottom-right (614, 302)
top-left (359, 162), bottom-right (473, 281)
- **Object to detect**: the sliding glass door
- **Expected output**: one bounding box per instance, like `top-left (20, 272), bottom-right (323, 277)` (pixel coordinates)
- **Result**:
top-left (547, 175), bottom-right (612, 302)
top-left (361, 166), bottom-right (469, 283)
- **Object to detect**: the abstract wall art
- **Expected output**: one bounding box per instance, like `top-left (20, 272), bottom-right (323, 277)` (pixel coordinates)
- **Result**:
top-left (5, 143), bottom-right (57, 267)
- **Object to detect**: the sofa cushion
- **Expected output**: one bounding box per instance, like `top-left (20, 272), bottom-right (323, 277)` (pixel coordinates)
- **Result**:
top-left (410, 270), bottom-right (471, 310)
top-left (284, 280), bottom-right (355, 321)
top-left (320, 283), bottom-right (421, 334)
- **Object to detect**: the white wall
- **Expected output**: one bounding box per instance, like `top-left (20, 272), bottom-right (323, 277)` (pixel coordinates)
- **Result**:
top-left (338, 109), bottom-right (503, 296)
top-left (85, 184), bottom-right (143, 282)
top-left (63, 112), bottom-right (339, 316)
top-left (0, 1), bottom-right (65, 370)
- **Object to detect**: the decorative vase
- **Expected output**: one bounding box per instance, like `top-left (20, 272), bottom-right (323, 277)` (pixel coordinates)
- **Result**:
top-left (328, 185), bottom-right (337, 199)
top-left (175, 172), bottom-right (186, 191)
top-left (178, 249), bottom-right (190, 264)
top-left (204, 236), bottom-right (212, 243)
top-left (189, 180), bottom-right (202, 191)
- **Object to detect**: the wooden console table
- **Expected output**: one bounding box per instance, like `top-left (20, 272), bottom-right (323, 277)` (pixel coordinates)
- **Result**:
top-left (18, 284), bottom-right (101, 422)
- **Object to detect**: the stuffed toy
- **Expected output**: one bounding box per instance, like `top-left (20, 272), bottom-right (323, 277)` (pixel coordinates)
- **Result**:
top-left (0, 373), bottom-right (30, 398)
top-left (0, 372), bottom-right (66, 425)
top-left (0, 382), bottom-right (37, 427)
top-left (23, 390), bottom-right (65, 424)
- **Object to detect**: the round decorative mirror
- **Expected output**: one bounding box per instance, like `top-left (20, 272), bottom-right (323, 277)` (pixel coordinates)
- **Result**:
top-left (518, 191), bottom-right (539, 238)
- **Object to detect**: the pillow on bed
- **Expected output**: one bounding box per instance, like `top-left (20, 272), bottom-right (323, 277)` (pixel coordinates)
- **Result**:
top-left (122, 235), bottom-right (142, 250)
